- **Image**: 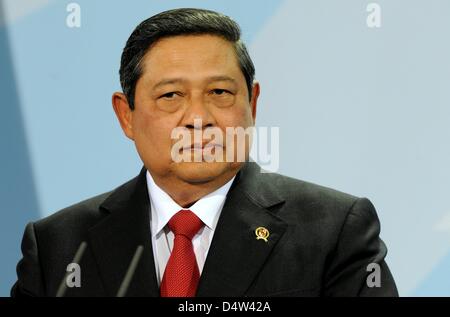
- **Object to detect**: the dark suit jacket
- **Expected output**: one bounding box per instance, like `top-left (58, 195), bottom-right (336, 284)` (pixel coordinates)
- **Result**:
top-left (11, 162), bottom-right (398, 297)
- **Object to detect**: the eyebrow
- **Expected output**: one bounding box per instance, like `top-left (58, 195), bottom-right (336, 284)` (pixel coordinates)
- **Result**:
top-left (152, 75), bottom-right (237, 90)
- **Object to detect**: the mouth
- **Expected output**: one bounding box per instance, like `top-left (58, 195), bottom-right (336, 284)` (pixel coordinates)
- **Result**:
top-left (181, 143), bottom-right (224, 151)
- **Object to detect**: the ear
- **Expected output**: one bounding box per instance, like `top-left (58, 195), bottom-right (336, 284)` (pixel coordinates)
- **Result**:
top-left (250, 81), bottom-right (260, 123)
top-left (112, 92), bottom-right (134, 140)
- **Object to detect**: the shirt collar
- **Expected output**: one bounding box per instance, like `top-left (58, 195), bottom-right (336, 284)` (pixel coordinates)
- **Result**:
top-left (146, 171), bottom-right (235, 237)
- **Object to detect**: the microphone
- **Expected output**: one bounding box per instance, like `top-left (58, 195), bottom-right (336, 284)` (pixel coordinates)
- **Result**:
top-left (116, 245), bottom-right (144, 297)
top-left (56, 241), bottom-right (87, 297)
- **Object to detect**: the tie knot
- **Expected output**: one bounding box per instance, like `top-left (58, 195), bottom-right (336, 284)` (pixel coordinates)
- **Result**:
top-left (168, 210), bottom-right (203, 240)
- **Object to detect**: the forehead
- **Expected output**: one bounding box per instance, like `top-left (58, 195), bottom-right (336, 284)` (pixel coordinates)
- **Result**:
top-left (140, 34), bottom-right (242, 79)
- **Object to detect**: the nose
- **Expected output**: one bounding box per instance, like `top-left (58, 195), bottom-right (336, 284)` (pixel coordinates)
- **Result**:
top-left (180, 94), bottom-right (216, 130)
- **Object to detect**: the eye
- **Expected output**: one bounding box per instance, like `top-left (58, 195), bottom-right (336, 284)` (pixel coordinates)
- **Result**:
top-left (211, 89), bottom-right (231, 96)
top-left (160, 92), bottom-right (178, 99)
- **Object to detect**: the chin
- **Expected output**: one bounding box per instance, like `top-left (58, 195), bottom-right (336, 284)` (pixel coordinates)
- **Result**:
top-left (173, 161), bottom-right (233, 184)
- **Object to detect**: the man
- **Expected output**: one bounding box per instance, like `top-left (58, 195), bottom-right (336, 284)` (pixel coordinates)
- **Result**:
top-left (11, 8), bottom-right (398, 297)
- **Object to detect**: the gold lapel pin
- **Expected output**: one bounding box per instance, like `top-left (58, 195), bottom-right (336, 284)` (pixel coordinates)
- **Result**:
top-left (255, 227), bottom-right (270, 242)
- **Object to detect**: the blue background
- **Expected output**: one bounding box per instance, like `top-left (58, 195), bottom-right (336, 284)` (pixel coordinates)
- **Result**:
top-left (1, 0), bottom-right (449, 296)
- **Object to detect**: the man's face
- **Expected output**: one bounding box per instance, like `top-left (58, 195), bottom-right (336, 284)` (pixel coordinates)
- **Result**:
top-left (117, 34), bottom-right (259, 184)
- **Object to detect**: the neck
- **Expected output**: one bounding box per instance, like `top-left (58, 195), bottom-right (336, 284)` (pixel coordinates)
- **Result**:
top-left (149, 167), bottom-right (240, 208)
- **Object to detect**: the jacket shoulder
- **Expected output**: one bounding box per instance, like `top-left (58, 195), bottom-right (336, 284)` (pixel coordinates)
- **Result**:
top-left (34, 191), bottom-right (112, 236)
top-left (254, 166), bottom-right (359, 212)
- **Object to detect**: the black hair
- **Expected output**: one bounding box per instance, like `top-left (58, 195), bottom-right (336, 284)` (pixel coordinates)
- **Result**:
top-left (119, 8), bottom-right (255, 110)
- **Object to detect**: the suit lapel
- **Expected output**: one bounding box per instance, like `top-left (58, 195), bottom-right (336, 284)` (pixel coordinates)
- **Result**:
top-left (88, 167), bottom-right (159, 297)
top-left (196, 162), bottom-right (288, 296)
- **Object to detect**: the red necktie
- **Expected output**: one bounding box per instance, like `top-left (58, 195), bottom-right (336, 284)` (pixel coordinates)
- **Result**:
top-left (160, 210), bottom-right (204, 297)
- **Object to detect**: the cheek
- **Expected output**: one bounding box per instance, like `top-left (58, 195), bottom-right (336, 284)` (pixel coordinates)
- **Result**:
top-left (217, 102), bottom-right (253, 129)
top-left (132, 110), bottom-right (177, 151)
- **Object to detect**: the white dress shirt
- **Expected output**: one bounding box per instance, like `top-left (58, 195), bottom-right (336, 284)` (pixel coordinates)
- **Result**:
top-left (146, 171), bottom-right (235, 285)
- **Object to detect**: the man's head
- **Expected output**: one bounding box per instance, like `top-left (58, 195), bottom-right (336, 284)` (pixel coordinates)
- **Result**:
top-left (112, 8), bottom-right (260, 194)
